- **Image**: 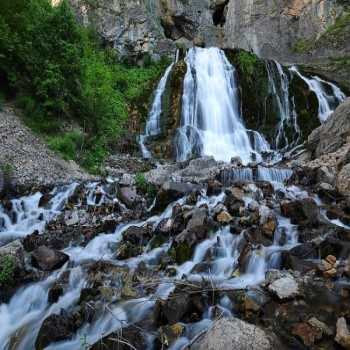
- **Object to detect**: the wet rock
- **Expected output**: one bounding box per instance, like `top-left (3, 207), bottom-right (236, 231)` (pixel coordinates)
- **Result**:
top-left (337, 164), bottom-right (350, 199)
top-left (116, 242), bottom-right (143, 260)
top-left (282, 243), bottom-right (318, 273)
top-left (48, 283), bottom-right (64, 304)
top-left (154, 181), bottom-right (202, 212)
top-left (291, 322), bottom-right (323, 347)
top-left (216, 210), bottom-right (233, 224)
top-left (0, 239), bottom-right (25, 272)
top-left (261, 215), bottom-right (277, 238)
top-left (31, 246), bottom-right (69, 271)
top-left (317, 166), bottom-right (336, 186)
top-left (90, 325), bottom-right (146, 350)
top-left (224, 187), bottom-right (245, 217)
top-left (280, 198), bottom-right (320, 226)
top-left (207, 179), bottom-right (223, 196)
top-left (175, 207), bottom-right (215, 252)
top-left (35, 313), bottom-right (75, 350)
top-left (22, 231), bottom-right (46, 252)
top-left (268, 276), bottom-right (299, 300)
top-left (318, 255), bottom-right (338, 278)
top-left (122, 225), bottom-right (152, 245)
top-left (336, 317), bottom-right (350, 349)
top-left (156, 285), bottom-right (205, 325)
top-left (191, 317), bottom-right (276, 350)
top-left (158, 323), bottom-right (185, 348)
top-left (118, 186), bottom-right (141, 209)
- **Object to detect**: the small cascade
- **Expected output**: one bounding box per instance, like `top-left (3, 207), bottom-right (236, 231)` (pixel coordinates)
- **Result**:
top-left (290, 66), bottom-right (346, 122)
top-left (0, 183), bottom-right (78, 245)
top-left (176, 47), bottom-right (256, 164)
top-left (266, 61), bottom-right (300, 150)
top-left (257, 166), bottom-right (293, 183)
top-left (140, 54), bottom-right (178, 158)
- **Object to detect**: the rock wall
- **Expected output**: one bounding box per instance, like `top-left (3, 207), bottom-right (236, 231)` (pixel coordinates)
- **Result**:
top-left (223, 0), bottom-right (350, 90)
top-left (68, 0), bottom-right (224, 60)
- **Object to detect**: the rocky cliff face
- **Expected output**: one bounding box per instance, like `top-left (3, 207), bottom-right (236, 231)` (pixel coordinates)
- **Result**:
top-left (68, 0), bottom-right (349, 89)
top-left (68, 0), bottom-right (224, 60)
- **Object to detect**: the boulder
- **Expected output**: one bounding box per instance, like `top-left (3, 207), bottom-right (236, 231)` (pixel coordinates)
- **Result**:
top-left (90, 326), bottom-right (146, 350)
top-left (335, 317), bottom-right (350, 350)
top-left (35, 313), bottom-right (75, 349)
top-left (0, 239), bottom-right (25, 272)
top-left (280, 198), bottom-right (320, 226)
top-left (216, 210), bottom-right (233, 223)
top-left (191, 318), bottom-right (275, 350)
top-left (118, 186), bottom-right (141, 209)
top-left (308, 98), bottom-right (350, 158)
top-left (31, 246), bottom-right (69, 271)
top-left (337, 163), bottom-right (350, 198)
top-left (268, 276), bottom-right (299, 300)
top-left (154, 181), bottom-right (201, 212)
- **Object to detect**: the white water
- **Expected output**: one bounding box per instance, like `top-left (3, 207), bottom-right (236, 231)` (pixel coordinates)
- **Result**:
top-left (266, 61), bottom-right (300, 150)
top-left (290, 66), bottom-right (346, 122)
top-left (0, 183), bottom-right (78, 245)
top-left (176, 47), bottom-right (255, 164)
top-left (140, 62), bottom-right (175, 158)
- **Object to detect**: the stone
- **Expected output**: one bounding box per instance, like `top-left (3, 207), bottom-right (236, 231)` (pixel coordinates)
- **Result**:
top-left (0, 240), bottom-right (25, 272)
top-left (154, 181), bottom-right (201, 212)
top-left (216, 211), bottom-right (233, 223)
top-left (335, 317), bottom-right (350, 349)
top-left (280, 198), bottom-right (320, 226)
top-left (309, 99), bottom-right (350, 157)
top-left (337, 163), bottom-right (350, 198)
top-left (90, 325), bottom-right (146, 350)
top-left (31, 246), bottom-right (69, 271)
top-left (308, 317), bottom-right (333, 336)
top-left (35, 313), bottom-right (75, 349)
top-left (326, 255), bottom-right (337, 265)
top-left (118, 186), bottom-right (140, 209)
top-left (292, 322), bottom-right (322, 346)
top-left (268, 276), bottom-right (299, 300)
top-left (191, 318), bottom-right (275, 350)
top-left (261, 215), bottom-right (277, 237)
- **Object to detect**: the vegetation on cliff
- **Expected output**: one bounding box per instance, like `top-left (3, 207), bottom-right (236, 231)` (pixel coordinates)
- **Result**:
top-left (0, 0), bottom-right (169, 172)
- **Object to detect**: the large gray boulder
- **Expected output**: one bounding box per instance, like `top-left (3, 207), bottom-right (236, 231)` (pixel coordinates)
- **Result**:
top-left (191, 318), bottom-right (276, 350)
top-left (308, 98), bottom-right (350, 158)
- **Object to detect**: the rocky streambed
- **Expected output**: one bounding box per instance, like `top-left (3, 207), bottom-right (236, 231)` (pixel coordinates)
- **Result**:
top-left (1, 157), bottom-right (350, 350)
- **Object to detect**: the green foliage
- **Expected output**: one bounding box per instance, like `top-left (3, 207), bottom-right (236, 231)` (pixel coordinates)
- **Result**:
top-left (292, 38), bottom-right (314, 54)
top-left (0, 0), bottom-right (170, 173)
top-left (1, 163), bottom-right (14, 177)
top-left (48, 131), bottom-right (84, 160)
top-left (237, 51), bottom-right (259, 78)
top-left (135, 172), bottom-right (157, 198)
top-left (0, 256), bottom-right (15, 286)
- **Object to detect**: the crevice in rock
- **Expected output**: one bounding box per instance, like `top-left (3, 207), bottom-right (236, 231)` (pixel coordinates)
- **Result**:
top-left (212, 0), bottom-right (230, 27)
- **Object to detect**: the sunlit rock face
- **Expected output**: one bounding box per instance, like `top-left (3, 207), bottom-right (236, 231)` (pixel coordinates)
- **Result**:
top-left (223, 0), bottom-right (343, 60)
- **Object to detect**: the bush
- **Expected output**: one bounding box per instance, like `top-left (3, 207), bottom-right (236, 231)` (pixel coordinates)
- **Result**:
top-left (0, 256), bottom-right (15, 286)
top-left (135, 172), bottom-right (157, 198)
top-left (0, 0), bottom-right (170, 173)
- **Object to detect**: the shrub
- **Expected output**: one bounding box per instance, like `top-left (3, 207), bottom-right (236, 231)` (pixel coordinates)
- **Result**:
top-left (0, 256), bottom-right (15, 286)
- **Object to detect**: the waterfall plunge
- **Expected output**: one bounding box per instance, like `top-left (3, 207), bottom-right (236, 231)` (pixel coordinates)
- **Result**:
top-left (176, 47), bottom-right (255, 164)
top-left (290, 66), bottom-right (346, 123)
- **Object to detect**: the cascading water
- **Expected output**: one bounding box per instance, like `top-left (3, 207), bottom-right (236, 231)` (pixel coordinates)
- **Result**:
top-left (290, 66), bottom-right (346, 122)
top-left (266, 61), bottom-right (300, 150)
top-left (139, 62), bottom-right (175, 158)
top-left (175, 47), bottom-right (256, 164)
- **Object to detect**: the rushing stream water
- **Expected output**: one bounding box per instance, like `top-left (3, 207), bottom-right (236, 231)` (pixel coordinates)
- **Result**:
top-left (0, 47), bottom-right (348, 349)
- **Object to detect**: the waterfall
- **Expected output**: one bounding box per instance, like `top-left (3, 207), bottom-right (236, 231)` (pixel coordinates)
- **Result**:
top-left (140, 58), bottom-right (176, 158)
top-left (290, 66), bottom-right (346, 122)
top-left (266, 61), bottom-right (300, 150)
top-left (175, 47), bottom-right (255, 164)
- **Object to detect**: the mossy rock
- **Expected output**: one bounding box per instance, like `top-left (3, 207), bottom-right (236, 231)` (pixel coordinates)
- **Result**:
top-left (170, 242), bottom-right (192, 264)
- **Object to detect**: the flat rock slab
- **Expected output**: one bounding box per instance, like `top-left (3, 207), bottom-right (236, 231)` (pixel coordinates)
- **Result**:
top-left (191, 318), bottom-right (274, 350)
top-left (268, 276), bottom-right (299, 299)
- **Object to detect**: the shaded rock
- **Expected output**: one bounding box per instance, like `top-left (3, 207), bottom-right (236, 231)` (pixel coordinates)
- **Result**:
top-left (291, 322), bottom-right (322, 347)
top-left (216, 210), bottom-right (233, 224)
top-left (207, 179), bottom-right (223, 196)
top-left (268, 276), bottom-right (299, 300)
top-left (280, 198), bottom-right (320, 226)
top-left (35, 313), bottom-right (75, 350)
top-left (337, 163), bottom-right (350, 198)
top-left (90, 325), bottom-right (146, 350)
top-left (118, 186), bottom-right (140, 209)
top-left (31, 246), bottom-right (69, 271)
top-left (154, 181), bottom-right (201, 212)
top-left (282, 243), bottom-right (318, 273)
top-left (261, 215), bottom-right (277, 238)
top-left (336, 317), bottom-right (350, 349)
top-left (309, 98), bottom-right (350, 158)
top-left (191, 317), bottom-right (276, 350)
